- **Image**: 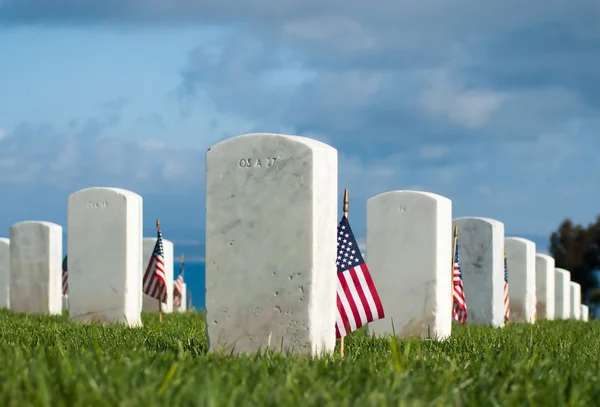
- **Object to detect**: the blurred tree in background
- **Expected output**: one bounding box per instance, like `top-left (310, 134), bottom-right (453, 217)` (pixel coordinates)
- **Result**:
top-left (549, 216), bottom-right (600, 308)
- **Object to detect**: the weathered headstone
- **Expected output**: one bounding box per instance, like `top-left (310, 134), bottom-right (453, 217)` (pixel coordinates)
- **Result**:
top-left (535, 253), bottom-right (555, 320)
top-left (570, 282), bottom-right (581, 320)
top-left (205, 133), bottom-right (338, 355)
top-left (142, 237), bottom-right (174, 313)
top-left (505, 238), bottom-right (536, 323)
top-left (581, 304), bottom-right (589, 322)
top-left (175, 282), bottom-right (187, 312)
top-left (0, 238), bottom-right (9, 308)
top-left (554, 268), bottom-right (571, 319)
top-left (9, 221), bottom-right (62, 314)
top-left (366, 191), bottom-right (452, 339)
top-left (452, 217), bottom-right (505, 327)
top-left (68, 187), bottom-right (143, 326)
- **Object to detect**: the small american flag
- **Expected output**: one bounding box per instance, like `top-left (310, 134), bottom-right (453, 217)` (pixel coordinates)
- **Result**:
top-left (452, 239), bottom-right (468, 324)
top-left (173, 259), bottom-right (185, 308)
top-left (143, 229), bottom-right (167, 303)
top-left (335, 215), bottom-right (385, 339)
top-left (62, 255), bottom-right (68, 296)
top-left (504, 250), bottom-right (510, 322)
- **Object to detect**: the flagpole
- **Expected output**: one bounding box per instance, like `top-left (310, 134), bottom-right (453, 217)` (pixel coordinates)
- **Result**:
top-left (452, 225), bottom-right (458, 310)
top-left (156, 219), bottom-right (163, 324)
top-left (340, 188), bottom-right (349, 358)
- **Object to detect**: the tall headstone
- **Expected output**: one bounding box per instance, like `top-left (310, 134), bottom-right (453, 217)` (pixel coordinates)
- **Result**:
top-left (452, 217), bottom-right (505, 327)
top-left (142, 237), bottom-right (174, 313)
top-left (581, 304), bottom-right (589, 322)
top-left (0, 238), bottom-right (9, 308)
top-left (68, 187), bottom-right (143, 326)
top-left (205, 133), bottom-right (338, 355)
top-left (554, 268), bottom-right (571, 319)
top-left (175, 282), bottom-right (187, 313)
top-left (570, 282), bottom-right (581, 320)
top-left (9, 221), bottom-right (62, 314)
top-left (504, 238), bottom-right (536, 323)
top-left (535, 253), bottom-right (555, 320)
top-left (366, 191), bottom-right (452, 339)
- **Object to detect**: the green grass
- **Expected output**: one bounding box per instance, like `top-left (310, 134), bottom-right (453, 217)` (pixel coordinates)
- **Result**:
top-left (1, 311), bottom-right (600, 407)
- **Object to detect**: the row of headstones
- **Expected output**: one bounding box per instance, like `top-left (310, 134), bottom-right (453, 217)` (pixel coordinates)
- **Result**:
top-left (0, 221), bottom-right (187, 316)
top-left (0, 133), bottom-right (591, 357)
top-left (203, 133), bottom-right (592, 355)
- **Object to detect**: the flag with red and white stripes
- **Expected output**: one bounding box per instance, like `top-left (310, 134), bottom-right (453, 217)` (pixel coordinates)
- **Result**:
top-left (62, 255), bottom-right (68, 296)
top-left (143, 229), bottom-right (167, 303)
top-left (452, 239), bottom-right (468, 324)
top-left (335, 215), bottom-right (385, 339)
top-left (504, 250), bottom-right (510, 322)
top-left (173, 259), bottom-right (185, 308)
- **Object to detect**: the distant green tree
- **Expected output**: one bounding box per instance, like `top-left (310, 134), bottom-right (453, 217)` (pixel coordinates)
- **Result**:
top-left (549, 216), bottom-right (600, 298)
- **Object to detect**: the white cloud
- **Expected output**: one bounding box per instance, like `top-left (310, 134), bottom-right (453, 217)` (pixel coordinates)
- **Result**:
top-left (0, 129), bottom-right (6, 141)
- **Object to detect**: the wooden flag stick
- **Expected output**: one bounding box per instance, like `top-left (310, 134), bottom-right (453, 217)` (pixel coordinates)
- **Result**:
top-left (156, 219), bottom-right (163, 324)
top-left (340, 189), bottom-right (349, 358)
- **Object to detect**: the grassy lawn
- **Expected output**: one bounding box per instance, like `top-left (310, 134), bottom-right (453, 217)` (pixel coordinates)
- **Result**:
top-left (0, 310), bottom-right (599, 406)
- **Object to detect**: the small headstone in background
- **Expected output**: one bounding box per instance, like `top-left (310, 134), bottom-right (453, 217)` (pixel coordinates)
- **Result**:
top-left (366, 190), bottom-right (452, 339)
top-left (68, 187), bottom-right (143, 327)
top-left (9, 221), bottom-right (62, 315)
top-left (554, 268), bottom-right (571, 319)
top-left (452, 217), bottom-right (505, 327)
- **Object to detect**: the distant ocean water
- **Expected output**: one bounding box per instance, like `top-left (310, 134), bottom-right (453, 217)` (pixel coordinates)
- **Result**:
top-left (177, 261), bottom-right (205, 310)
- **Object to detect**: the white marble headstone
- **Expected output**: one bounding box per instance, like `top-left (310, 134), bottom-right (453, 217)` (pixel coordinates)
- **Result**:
top-left (68, 187), bottom-right (143, 326)
top-left (175, 282), bottom-right (187, 312)
top-left (554, 268), bottom-right (571, 319)
top-left (205, 133), bottom-right (338, 355)
top-left (534, 254), bottom-right (555, 320)
top-left (0, 238), bottom-right (10, 309)
top-left (505, 238), bottom-right (536, 323)
top-left (452, 217), bottom-right (505, 327)
top-left (570, 282), bottom-right (581, 320)
top-left (9, 221), bottom-right (62, 315)
top-left (366, 190), bottom-right (452, 339)
top-left (142, 237), bottom-right (174, 313)
top-left (580, 304), bottom-right (589, 322)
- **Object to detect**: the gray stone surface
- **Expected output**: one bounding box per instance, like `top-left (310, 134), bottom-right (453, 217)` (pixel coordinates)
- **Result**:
top-left (452, 217), bottom-right (505, 327)
top-left (68, 187), bottom-right (143, 326)
top-left (570, 282), bottom-right (581, 320)
top-left (554, 268), bottom-right (571, 319)
top-left (366, 190), bottom-right (452, 339)
top-left (505, 237), bottom-right (536, 323)
top-left (205, 133), bottom-right (338, 355)
top-left (142, 237), bottom-right (174, 313)
top-left (581, 304), bottom-right (589, 322)
top-left (0, 238), bottom-right (9, 308)
top-left (535, 253), bottom-right (555, 320)
top-left (9, 221), bottom-right (62, 314)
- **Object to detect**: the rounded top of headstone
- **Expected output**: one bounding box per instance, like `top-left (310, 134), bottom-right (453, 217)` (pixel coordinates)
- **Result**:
top-left (69, 187), bottom-right (142, 200)
top-left (535, 253), bottom-right (555, 263)
top-left (368, 190), bottom-right (451, 205)
top-left (505, 237), bottom-right (536, 248)
top-left (9, 220), bottom-right (62, 231)
top-left (555, 268), bottom-right (571, 276)
top-left (570, 281), bottom-right (581, 288)
top-left (453, 217), bottom-right (504, 228)
top-left (207, 133), bottom-right (336, 154)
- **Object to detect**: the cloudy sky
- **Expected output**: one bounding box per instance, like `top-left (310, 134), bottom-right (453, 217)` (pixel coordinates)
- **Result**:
top-left (1, 0), bottom-right (600, 256)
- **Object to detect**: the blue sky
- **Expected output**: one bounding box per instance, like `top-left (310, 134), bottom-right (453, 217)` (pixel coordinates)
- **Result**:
top-left (1, 1), bottom-right (600, 259)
